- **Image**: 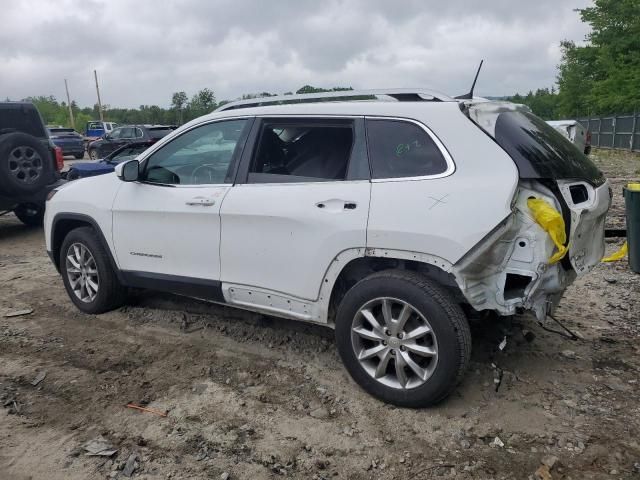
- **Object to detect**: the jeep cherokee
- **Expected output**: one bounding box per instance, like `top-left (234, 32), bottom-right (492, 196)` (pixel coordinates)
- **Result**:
top-left (44, 89), bottom-right (610, 407)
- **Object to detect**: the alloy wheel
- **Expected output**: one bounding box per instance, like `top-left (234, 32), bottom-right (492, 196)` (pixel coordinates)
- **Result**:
top-left (65, 243), bottom-right (100, 303)
top-left (351, 297), bottom-right (438, 389)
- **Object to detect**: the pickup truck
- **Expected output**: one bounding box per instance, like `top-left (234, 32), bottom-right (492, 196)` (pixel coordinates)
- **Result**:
top-left (84, 120), bottom-right (118, 146)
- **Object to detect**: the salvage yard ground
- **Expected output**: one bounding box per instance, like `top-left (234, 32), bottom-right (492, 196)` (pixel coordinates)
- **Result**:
top-left (1, 150), bottom-right (639, 479)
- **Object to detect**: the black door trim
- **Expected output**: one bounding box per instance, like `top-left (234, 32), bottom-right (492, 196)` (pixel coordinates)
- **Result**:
top-left (120, 271), bottom-right (225, 302)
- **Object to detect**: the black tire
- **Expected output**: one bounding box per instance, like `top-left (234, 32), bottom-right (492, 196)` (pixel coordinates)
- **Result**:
top-left (88, 148), bottom-right (99, 160)
top-left (66, 169), bottom-right (80, 181)
top-left (13, 203), bottom-right (44, 226)
top-left (0, 132), bottom-right (53, 195)
top-left (60, 226), bottom-right (127, 314)
top-left (335, 269), bottom-right (471, 408)
top-left (74, 152), bottom-right (85, 159)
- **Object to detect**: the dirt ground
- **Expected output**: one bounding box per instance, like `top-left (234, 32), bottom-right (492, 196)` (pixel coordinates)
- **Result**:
top-left (1, 150), bottom-right (639, 480)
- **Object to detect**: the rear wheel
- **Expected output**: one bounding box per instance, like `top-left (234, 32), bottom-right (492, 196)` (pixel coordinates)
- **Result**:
top-left (60, 227), bottom-right (127, 314)
top-left (74, 152), bottom-right (84, 159)
top-left (13, 203), bottom-right (44, 226)
top-left (335, 270), bottom-right (471, 407)
top-left (88, 149), bottom-right (99, 160)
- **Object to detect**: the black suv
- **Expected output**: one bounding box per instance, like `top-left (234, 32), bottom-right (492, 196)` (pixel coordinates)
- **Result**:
top-left (0, 102), bottom-right (64, 225)
top-left (87, 124), bottom-right (175, 159)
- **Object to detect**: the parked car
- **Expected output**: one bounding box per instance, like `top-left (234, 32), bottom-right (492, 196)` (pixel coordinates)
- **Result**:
top-left (547, 120), bottom-right (591, 155)
top-left (66, 141), bottom-right (154, 180)
top-left (84, 120), bottom-right (118, 141)
top-left (0, 102), bottom-right (64, 225)
top-left (87, 125), bottom-right (175, 159)
top-left (44, 89), bottom-right (610, 407)
top-left (48, 126), bottom-right (85, 159)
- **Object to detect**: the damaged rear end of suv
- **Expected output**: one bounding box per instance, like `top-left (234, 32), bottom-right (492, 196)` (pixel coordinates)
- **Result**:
top-left (454, 101), bottom-right (610, 323)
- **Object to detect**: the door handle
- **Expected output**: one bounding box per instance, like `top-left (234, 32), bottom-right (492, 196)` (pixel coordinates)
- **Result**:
top-left (315, 200), bottom-right (357, 211)
top-left (186, 197), bottom-right (215, 207)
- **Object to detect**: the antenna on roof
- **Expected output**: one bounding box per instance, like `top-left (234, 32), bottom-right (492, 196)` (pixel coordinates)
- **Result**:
top-left (455, 60), bottom-right (484, 100)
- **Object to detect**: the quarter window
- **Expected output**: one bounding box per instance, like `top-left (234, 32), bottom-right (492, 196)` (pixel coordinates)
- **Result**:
top-left (249, 121), bottom-right (354, 182)
top-left (142, 119), bottom-right (249, 185)
top-left (366, 119), bottom-right (448, 179)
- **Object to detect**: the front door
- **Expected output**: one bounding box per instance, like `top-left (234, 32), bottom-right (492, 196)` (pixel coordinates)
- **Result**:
top-left (220, 117), bottom-right (371, 301)
top-left (112, 118), bottom-right (253, 288)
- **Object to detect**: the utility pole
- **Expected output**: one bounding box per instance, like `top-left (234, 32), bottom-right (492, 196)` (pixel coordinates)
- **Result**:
top-left (94, 69), bottom-right (104, 122)
top-left (64, 79), bottom-right (76, 130)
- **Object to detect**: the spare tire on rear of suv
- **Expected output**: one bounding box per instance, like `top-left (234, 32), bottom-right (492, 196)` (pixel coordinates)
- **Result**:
top-left (0, 132), bottom-right (52, 195)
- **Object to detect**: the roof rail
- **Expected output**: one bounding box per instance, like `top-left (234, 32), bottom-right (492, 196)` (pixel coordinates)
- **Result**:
top-left (215, 88), bottom-right (454, 112)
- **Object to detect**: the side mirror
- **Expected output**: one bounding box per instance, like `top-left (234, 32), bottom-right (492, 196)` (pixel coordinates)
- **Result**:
top-left (115, 160), bottom-right (140, 182)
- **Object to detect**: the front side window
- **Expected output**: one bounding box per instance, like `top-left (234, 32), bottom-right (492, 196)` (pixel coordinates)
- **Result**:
top-left (366, 119), bottom-right (448, 179)
top-left (249, 120), bottom-right (354, 182)
top-left (142, 119), bottom-right (249, 185)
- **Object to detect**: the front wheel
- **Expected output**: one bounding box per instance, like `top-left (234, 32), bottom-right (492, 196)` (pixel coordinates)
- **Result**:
top-left (335, 270), bottom-right (471, 407)
top-left (60, 227), bottom-right (127, 314)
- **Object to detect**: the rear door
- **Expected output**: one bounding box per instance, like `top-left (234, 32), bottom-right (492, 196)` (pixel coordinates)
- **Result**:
top-left (219, 117), bottom-right (370, 301)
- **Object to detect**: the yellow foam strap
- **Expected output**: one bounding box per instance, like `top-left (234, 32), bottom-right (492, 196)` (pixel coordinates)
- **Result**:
top-left (527, 198), bottom-right (568, 264)
top-left (602, 242), bottom-right (628, 262)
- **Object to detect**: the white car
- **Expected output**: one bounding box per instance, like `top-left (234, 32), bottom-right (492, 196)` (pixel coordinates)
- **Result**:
top-left (547, 119), bottom-right (592, 155)
top-left (44, 89), bottom-right (610, 407)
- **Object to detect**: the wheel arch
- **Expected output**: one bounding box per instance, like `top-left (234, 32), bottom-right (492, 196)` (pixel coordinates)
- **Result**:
top-left (51, 213), bottom-right (121, 280)
top-left (323, 249), bottom-right (465, 326)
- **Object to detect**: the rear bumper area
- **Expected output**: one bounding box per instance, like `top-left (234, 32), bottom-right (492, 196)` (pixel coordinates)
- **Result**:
top-left (452, 179), bottom-right (610, 321)
top-left (0, 179), bottom-right (66, 209)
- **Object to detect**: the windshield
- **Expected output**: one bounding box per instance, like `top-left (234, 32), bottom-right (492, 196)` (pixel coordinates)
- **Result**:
top-left (49, 128), bottom-right (78, 135)
top-left (494, 111), bottom-right (604, 186)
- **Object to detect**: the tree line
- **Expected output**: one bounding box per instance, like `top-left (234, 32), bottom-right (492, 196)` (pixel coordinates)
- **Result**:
top-left (506, 0), bottom-right (640, 119)
top-left (15, 85), bottom-right (352, 132)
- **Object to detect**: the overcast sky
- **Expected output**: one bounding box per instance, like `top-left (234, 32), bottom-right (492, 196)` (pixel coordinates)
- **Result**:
top-left (1, 0), bottom-right (592, 108)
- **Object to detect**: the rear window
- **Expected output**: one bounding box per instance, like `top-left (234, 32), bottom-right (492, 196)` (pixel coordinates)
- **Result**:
top-left (366, 119), bottom-right (449, 179)
top-left (0, 105), bottom-right (47, 138)
top-left (49, 128), bottom-right (77, 135)
top-left (148, 127), bottom-right (175, 139)
top-left (495, 111), bottom-right (604, 185)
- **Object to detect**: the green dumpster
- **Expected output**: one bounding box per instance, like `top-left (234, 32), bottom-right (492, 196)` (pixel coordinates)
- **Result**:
top-left (625, 183), bottom-right (640, 273)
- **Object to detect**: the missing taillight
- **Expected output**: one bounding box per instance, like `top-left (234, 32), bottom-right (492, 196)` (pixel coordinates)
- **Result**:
top-left (569, 184), bottom-right (589, 204)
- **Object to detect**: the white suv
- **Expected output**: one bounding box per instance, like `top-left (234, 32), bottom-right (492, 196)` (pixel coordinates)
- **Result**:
top-left (44, 89), bottom-right (610, 407)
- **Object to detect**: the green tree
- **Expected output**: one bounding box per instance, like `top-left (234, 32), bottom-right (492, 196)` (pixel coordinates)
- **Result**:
top-left (171, 91), bottom-right (188, 124)
top-left (556, 0), bottom-right (640, 116)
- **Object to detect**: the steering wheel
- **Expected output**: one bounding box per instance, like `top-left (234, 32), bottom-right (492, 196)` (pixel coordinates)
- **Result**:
top-left (191, 164), bottom-right (219, 184)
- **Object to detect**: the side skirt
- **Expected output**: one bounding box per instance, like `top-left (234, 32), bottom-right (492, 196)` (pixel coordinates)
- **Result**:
top-left (120, 271), bottom-right (225, 303)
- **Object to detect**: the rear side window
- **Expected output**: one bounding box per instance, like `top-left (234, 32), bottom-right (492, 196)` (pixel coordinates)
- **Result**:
top-left (366, 119), bottom-right (448, 179)
top-left (249, 121), bottom-right (354, 182)
top-left (495, 111), bottom-right (604, 185)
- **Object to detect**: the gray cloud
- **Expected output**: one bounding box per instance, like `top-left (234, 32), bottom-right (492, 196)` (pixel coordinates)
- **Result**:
top-left (0, 0), bottom-right (592, 108)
